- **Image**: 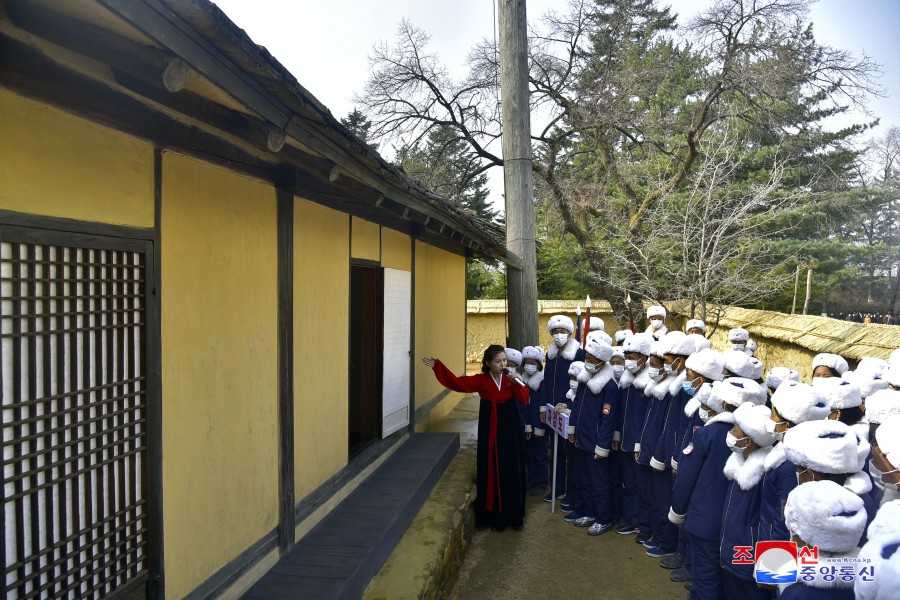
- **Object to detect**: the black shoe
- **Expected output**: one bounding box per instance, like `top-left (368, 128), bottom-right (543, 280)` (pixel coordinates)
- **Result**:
top-left (616, 522), bottom-right (639, 535)
top-left (660, 552), bottom-right (685, 569)
top-left (670, 566), bottom-right (691, 582)
top-left (635, 531), bottom-right (652, 544)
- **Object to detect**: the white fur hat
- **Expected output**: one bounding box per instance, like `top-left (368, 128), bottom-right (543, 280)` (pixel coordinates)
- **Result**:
top-left (647, 305), bottom-right (666, 319)
top-left (728, 327), bottom-right (750, 343)
top-left (867, 500), bottom-right (900, 541)
top-left (784, 480), bottom-right (866, 553)
top-left (568, 361), bottom-right (584, 378)
top-left (522, 345), bottom-right (545, 363)
top-left (855, 530), bottom-right (900, 600)
top-left (865, 388), bottom-right (900, 425)
top-left (733, 402), bottom-right (777, 447)
top-left (622, 332), bottom-right (653, 356)
top-left (747, 357), bottom-right (764, 380)
top-left (687, 333), bottom-right (711, 352)
top-left (745, 339), bottom-right (757, 355)
top-left (766, 367), bottom-right (800, 390)
top-left (586, 330), bottom-right (613, 346)
top-left (723, 350), bottom-right (754, 379)
top-left (685, 348), bottom-right (725, 382)
top-left (888, 364), bottom-right (900, 388)
top-left (771, 381), bottom-right (831, 424)
top-left (611, 346), bottom-right (625, 360)
top-left (782, 420), bottom-right (868, 474)
top-left (703, 380), bottom-right (727, 413)
top-left (585, 337), bottom-right (613, 363)
top-left (685, 318), bottom-right (706, 333)
top-left (663, 331), bottom-right (695, 356)
top-left (812, 377), bottom-right (862, 410)
top-left (875, 414), bottom-right (900, 471)
top-left (812, 353), bottom-right (849, 376)
top-left (650, 341), bottom-right (666, 359)
top-left (890, 348), bottom-right (900, 368)
top-left (614, 329), bottom-right (633, 344)
top-left (717, 377), bottom-right (766, 409)
top-left (548, 314), bottom-right (575, 334)
top-left (504, 347), bottom-right (522, 366)
top-left (842, 369), bottom-right (888, 399)
top-left (856, 357), bottom-right (889, 377)
top-left (582, 316), bottom-right (605, 332)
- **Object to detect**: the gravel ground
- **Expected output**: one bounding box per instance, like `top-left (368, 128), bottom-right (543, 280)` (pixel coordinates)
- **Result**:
top-left (450, 483), bottom-right (685, 600)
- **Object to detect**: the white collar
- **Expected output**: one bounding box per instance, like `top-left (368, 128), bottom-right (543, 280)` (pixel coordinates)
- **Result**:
top-left (724, 446), bottom-right (774, 490)
top-left (547, 337), bottom-right (581, 361)
top-left (522, 370), bottom-right (545, 391)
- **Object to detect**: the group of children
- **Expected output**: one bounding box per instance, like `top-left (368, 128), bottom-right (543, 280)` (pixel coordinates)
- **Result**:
top-left (502, 306), bottom-right (900, 599)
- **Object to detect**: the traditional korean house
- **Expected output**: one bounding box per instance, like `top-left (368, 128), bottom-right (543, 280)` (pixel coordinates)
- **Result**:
top-left (0, 1), bottom-right (513, 597)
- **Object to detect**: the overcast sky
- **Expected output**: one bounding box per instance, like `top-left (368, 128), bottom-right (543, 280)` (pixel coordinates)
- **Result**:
top-left (212, 0), bottom-right (899, 207)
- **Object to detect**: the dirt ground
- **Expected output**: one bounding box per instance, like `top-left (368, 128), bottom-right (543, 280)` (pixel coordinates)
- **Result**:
top-left (449, 476), bottom-right (684, 600)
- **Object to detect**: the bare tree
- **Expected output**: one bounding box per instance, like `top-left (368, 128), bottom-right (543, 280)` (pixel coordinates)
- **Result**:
top-left (357, 0), bottom-right (883, 323)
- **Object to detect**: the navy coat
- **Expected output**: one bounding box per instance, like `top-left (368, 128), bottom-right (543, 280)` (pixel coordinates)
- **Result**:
top-left (669, 413), bottom-right (734, 541)
top-left (542, 339), bottom-right (585, 409)
top-left (637, 379), bottom-right (670, 466)
top-left (573, 367), bottom-right (619, 456)
top-left (617, 368), bottom-right (651, 453)
top-left (757, 444), bottom-right (797, 543)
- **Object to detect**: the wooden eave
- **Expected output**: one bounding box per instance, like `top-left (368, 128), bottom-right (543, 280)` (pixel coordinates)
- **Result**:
top-left (0, 0), bottom-right (517, 266)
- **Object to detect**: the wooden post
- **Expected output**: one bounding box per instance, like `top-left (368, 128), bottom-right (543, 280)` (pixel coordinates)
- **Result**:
top-left (499, 0), bottom-right (539, 349)
top-left (803, 268), bottom-right (813, 315)
top-left (791, 264), bottom-right (800, 315)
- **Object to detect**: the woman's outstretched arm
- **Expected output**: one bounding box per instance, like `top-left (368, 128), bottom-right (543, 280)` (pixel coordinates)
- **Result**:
top-left (423, 357), bottom-right (481, 394)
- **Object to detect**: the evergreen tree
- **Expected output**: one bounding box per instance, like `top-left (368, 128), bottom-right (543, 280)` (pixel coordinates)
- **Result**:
top-left (340, 108), bottom-right (377, 150)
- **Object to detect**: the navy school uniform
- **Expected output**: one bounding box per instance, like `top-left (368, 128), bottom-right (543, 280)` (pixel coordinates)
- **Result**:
top-left (616, 366), bottom-right (652, 532)
top-left (757, 443), bottom-right (797, 543)
top-left (636, 375), bottom-right (671, 548)
top-left (563, 384), bottom-right (585, 516)
top-left (523, 369), bottom-right (548, 492)
top-left (574, 365), bottom-right (620, 524)
top-left (669, 412), bottom-right (735, 600)
top-left (720, 444), bottom-right (777, 600)
top-left (647, 375), bottom-right (686, 553)
top-left (542, 338), bottom-right (586, 496)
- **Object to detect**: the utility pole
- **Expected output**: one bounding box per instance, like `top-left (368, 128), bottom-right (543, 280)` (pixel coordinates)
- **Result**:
top-left (499, 0), bottom-right (539, 349)
top-left (791, 264), bottom-right (800, 315)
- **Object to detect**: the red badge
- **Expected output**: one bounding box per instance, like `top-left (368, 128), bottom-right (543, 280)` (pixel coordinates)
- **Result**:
top-left (602, 403), bottom-right (611, 415)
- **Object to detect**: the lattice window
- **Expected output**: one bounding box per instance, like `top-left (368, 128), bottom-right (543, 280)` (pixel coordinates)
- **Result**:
top-left (2, 237), bottom-right (148, 599)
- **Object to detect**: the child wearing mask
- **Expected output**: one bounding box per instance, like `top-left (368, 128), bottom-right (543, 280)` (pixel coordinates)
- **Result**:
top-left (572, 337), bottom-right (619, 535)
top-left (542, 315), bottom-right (586, 503)
top-left (782, 480), bottom-right (867, 599)
top-left (869, 414), bottom-right (900, 505)
top-left (645, 305), bottom-right (668, 341)
top-left (637, 341), bottom-right (676, 557)
top-left (684, 319), bottom-right (706, 336)
top-left (557, 361), bottom-right (585, 519)
top-left (521, 345), bottom-right (548, 496)
top-left (719, 399), bottom-right (778, 600)
top-left (651, 332), bottom-right (695, 572)
top-left (668, 373), bottom-right (731, 599)
top-left (614, 333), bottom-right (653, 539)
top-left (727, 327), bottom-right (750, 353)
top-left (608, 346), bottom-right (627, 525)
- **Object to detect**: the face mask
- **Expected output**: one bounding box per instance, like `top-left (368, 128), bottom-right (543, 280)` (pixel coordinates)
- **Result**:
top-left (698, 408), bottom-right (709, 423)
top-left (764, 418), bottom-right (788, 443)
top-left (663, 363), bottom-right (673, 376)
top-left (650, 319), bottom-right (663, 329)
top-left (523, 364), bottom-right (538, 375)
top-left (584, 362), bottom-right (599, 373)
top-left (726, 433), bottom-right (748, 454)
top-left (795, 468), bottom-right (809, 486)
top-left (568, 380), bottom-right (579, 390)
top-left (682, 380), bottom-right (697, 396)
top-left (612, 365), bottom-right (625, 379)
top-left (732, 343), bottom-right (746, 351)
top-left (553, 333), bottom-right (568, 347)
top-left (625, 359), bottom-right (640, 373)
top-left (648, 367), bottom-right (662, 380)
top-left (869, 463), bottom-right (900, 491)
